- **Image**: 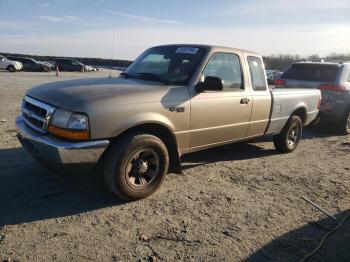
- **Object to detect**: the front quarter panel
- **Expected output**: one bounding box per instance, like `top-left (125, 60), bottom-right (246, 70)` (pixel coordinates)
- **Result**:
top-left (86, 86), bottom-right (191, 154)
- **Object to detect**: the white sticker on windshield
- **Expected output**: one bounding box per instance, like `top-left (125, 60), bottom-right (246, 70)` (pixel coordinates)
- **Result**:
top-left (176, 47), bottom-right (199, 54)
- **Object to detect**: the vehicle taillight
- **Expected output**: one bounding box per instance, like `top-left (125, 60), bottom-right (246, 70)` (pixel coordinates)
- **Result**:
top-left (274, 79), bottom-right (286, 87)
top-left (318, 84), bottom-right (345, 92)
top-left (317, 97), bottom-right (321, 109)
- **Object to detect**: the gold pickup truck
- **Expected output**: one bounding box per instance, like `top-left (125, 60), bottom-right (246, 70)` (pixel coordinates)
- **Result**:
top-left (16, 44), bottom-right (321, 200)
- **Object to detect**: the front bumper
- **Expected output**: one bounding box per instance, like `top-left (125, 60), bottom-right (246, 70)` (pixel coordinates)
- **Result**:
top-left (16, 116), bottom-right (109, 168)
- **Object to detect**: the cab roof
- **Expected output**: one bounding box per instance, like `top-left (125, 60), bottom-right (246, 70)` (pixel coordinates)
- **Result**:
top-left (153, 44), bottom-right (260, 56)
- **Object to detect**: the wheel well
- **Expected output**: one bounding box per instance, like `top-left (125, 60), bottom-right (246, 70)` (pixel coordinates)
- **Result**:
top-left (6, 65), bottom-right (15, 69)
top-left (112, 123), bottom-right (182, 174)
top-left (292, 107), bottom-right (307, 124)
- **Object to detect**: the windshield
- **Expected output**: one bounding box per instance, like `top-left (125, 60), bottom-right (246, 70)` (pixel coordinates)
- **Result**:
top-left (124, 46), bottom-right (206, 85)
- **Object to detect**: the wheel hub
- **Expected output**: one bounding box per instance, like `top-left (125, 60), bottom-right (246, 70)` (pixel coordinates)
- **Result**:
top-left (137, 160), bottom-right (149, 174)
top-left (126, 149), bottom-right (159, 187)
top-left (288, 125), bottom-right (300, 146)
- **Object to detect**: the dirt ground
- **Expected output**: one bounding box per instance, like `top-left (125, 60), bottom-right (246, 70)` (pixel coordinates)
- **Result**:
top-left (0, 69), bottom-right (349, 262)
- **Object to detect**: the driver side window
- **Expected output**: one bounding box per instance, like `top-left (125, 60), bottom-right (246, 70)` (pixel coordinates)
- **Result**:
top-left (203, 52), bottom-right (243, 90)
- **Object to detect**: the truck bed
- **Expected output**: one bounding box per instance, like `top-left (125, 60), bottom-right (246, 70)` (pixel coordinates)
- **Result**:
top-left (266, 88), bottom-right (320, 135)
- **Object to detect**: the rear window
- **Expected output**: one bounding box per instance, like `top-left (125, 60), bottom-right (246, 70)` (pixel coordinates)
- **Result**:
top-left (282, 64), bottom-right (339, 82)
top-left (247, 56), bottom-right (266, 91)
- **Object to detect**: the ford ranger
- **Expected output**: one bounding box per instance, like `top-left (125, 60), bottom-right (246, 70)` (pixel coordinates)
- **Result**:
top-left (16, 45), bottom-right (321, 200)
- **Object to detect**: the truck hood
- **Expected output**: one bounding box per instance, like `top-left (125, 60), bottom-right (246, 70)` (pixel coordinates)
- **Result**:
top-left (27, 77), bottom-right (170, 111)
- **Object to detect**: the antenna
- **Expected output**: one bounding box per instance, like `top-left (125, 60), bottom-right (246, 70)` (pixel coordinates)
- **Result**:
top-left (109, 25), bottom-right (116, 78)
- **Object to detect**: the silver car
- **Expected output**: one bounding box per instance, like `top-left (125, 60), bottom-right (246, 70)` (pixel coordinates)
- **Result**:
top-left (276, 62), bottom-right (350, 134)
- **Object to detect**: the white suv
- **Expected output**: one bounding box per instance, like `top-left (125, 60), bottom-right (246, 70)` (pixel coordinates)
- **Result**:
top-left (0, 55), bottom-right (23, 72)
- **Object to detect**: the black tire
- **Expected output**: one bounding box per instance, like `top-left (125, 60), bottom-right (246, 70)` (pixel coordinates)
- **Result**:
top-left (7, 65), bottom-right (15, 72)
top-left (103, 133), bottom-right (169, 200)
top-left (338, 109), bottom-right (350, 135)
top-left (273, 115), bottom-right (302, 153)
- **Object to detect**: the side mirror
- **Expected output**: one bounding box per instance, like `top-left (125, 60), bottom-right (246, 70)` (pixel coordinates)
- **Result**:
top-left (196, 76), bottom-right (223, 92)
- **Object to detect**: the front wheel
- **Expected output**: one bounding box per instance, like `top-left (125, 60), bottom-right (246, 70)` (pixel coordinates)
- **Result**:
top-left (103, 133), bottom-right (169, 200)
top-left (7, 65), bottom-right (15, 72)
top-left (273, 115), bottom-right (302, 153)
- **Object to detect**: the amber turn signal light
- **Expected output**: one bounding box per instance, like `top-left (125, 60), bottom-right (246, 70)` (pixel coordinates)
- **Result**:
top-left (48, 125), bottom-right (89, 141)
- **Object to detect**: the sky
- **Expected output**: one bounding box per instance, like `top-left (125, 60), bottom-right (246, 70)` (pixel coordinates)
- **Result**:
top-left (0, 0), bottom-right (349, 60)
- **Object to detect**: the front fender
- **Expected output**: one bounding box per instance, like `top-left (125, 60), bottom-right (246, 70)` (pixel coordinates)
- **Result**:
top-left (111, 112), bottom-right (176, 137)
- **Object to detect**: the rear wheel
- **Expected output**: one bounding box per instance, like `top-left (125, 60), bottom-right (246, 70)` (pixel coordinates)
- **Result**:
top-left (103, 133), bottom-right (169, 200)
top-left (274, 115), bottom-right (302, 153)
top-left (338, 109), bottom-right (350, 135)
top-left (7, 65), bottom-right (15, 72)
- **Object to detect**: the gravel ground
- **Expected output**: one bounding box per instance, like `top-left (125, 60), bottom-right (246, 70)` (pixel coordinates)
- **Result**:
top-left (0, 70), bottom-right (349, 262)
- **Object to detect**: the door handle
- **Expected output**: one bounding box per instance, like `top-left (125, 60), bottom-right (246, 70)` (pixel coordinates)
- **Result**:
top-left (240, 98), bottom-right (250, 104)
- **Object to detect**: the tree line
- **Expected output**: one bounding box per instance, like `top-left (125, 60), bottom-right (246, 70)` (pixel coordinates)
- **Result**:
top-left (263, 53), bottom-right (350, 71)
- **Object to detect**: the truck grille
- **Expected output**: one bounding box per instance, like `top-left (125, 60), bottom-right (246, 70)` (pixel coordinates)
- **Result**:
top-left (22, 96), bottom-right (55, 133)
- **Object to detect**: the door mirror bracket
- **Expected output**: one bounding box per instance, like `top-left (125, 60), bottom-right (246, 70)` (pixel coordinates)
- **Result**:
top-left (195, 76), bottom-right (223, 93)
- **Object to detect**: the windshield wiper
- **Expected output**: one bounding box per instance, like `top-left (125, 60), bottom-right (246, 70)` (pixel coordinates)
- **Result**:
top-left (136, 72), bottom-right (169, 84)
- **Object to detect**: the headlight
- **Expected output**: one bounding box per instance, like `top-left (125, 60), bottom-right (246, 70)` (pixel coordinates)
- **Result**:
top-left (68, 113), bottom-right (89, 130)
top-left (51, 109), bottom-right (72, 128)
top-left (49, 110), bottom-right (89, 140)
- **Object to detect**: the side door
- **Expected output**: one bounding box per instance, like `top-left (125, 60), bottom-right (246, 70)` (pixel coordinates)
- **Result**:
top-left (60, 60), bottom-right (71, 71)
top-left (0, 56), bottom-right (7, 69)
top-left (189, 52), bottom-right (252, 151)
top-left (61, 60), bottom-right (70, 71)
top-left (27, 59), bottom-right (38, 71)
top-left (71, 60), bottom-right (81, 71)
top-left (245, 55), bottom-right (272, 137)
top-left (20, 58), bottom-right (30, 70)
top-left (0, 56), bottom-right (5, 69)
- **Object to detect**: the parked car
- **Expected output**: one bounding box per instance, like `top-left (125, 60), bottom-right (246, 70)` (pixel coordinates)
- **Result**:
top-left (16, 44), bottom-right (321, 200)
top-left (276, 62), bottom-right (350, 134)
top-left (266, 69), bottom-right (283, 84)
top-left (7, 57), bottom-right (52, 72)
top-left (40, 61), bottom-right (55, 70)
top-left (55, 58), bottom-right (88, 72)
top-left (83, 65), bottom-right (98, 72)
top-left (88, 65), bottom-right (99, 71)
top-left (0, 55), bottom-right (23, 72)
